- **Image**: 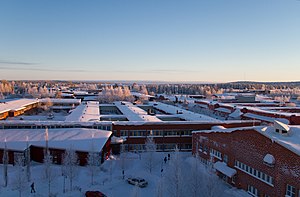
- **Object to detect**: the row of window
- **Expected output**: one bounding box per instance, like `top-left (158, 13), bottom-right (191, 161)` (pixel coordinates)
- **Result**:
top-left (118, 130), bottom-right (192, 137)
top-left (247, 184), bottom-right (297, 197)
top-left (123, 143), bottom-right (192, 151)
top-left (235, 160), bottom-right (274, 186)
top-left (247, 185), bottom-right (259, 197)
top-left (1, 125), bottom-right (111, 131)
top-left (210, 148), bottom-right (222, 160)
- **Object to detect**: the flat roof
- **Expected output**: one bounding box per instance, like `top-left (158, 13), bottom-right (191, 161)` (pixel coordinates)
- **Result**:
top-left (150, 102), bottom-right (219, 122)
top-left (114, 101), bottom-right (161, 122)
top-left (0, 128), bottom-right (112, 152)
top-left (65, 101), bottom-right (100, 122)
top-left (39, 98), bottom-right (81, 104)
top-left (0, 99), bottom-right (39, 113)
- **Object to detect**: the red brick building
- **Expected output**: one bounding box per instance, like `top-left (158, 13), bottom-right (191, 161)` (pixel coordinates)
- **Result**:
top-left (112, 120), bottom-right (260, 152)
top-left (192, 123), bottom-right (300, 197)
top-left (0, 128), bottom-right (112, 166)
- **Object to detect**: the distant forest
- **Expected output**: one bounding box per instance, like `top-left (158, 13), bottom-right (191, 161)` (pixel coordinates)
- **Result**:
top-left (0, 80), bottom-right (300, 100)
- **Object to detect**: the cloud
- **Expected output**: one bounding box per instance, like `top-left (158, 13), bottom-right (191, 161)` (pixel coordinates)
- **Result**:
top-left (0, 66), bottom-right (88, 73)
top-left (0, 60), bottom-right (39, 65)
top-left (148, 69), bottom-right (197, 73)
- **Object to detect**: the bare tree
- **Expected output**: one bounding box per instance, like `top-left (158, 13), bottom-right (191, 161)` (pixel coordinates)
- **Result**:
top-left (62, 147), bottom-right (78, 191)
top-left (143, 136), bottom-right (157, 173)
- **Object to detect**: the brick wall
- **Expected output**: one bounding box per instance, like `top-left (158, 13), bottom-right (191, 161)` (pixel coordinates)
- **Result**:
top-left (193, 129), bottom-right (300, 197)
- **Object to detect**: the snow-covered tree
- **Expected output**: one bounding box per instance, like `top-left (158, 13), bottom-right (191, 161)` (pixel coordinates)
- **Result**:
top-left (25, 136), bottom-right (31, 182)
top-left (43, 149), bottom-right (54, 197)
top-left (143, 136), bottom-right (157, 173)
top-left (43, 127), bottom-right (56, 196)
top-left (188, 156), bottom-right (204, 197)
top-left (120, 143), bottom-right (127, 179)
top-left (12, 155), bottom-right (27, 197)
top-left (155, 179), bottom-right (164, 197)
top-left (203, 172), bottom-right (223, 197)
top-left (3, 138), bottom-right (8, 187)
top-left (41, 97), bottom-right (53, 111)
top-left (87, 137), bottom-right (101, 185)
top-left (62, 147), bottom-right (78, 191)
top-left (164, 146), bottom-right (185, 197)
top-left (130, 185), bottom-right (141, 197)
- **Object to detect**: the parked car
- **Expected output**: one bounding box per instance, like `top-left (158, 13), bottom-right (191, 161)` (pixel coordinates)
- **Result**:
top-left (127, 177), bottom-right (148, 188)
top-left (85, 191), bottom-right (107, 197)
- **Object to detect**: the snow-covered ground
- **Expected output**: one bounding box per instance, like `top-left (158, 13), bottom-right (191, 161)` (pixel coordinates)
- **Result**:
top-left (0, 152), bottom-right (250, 197)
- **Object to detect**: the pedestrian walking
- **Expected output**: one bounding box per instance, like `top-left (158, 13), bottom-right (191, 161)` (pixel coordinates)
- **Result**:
top-left (31, 182), bottom-right (36, 193)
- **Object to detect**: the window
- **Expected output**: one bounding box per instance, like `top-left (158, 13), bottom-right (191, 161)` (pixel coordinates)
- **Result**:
top-left (275, 129), bottom-right (279, 133)
top-left (247, 185), bottom-right (259, 197)
top-left (282, 130), bottom-right (288, 134)
top-left (286, 184), bottom-right (296, 197)
top-left (210, 148), bottom-right (222, 159)
top-left (223, 154), bottom-right (228, 163)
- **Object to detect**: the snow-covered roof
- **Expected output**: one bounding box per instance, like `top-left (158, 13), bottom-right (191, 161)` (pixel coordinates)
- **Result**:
top-left (215, 107), bottom-right (231, 114)
top-left (114, 101), bottom-right (161, 122)
top-left (0, 99), bottom-right (39, 113)
top-left (0, 120), bottom-right (112, 127)
top-left (72, 91), bottom-right (89, 95)
top-left (114, 120), bottom-right (258, 126)
top-left (213, 161), bottom-right (237, 178)
top-left (243, 113), bottom-right (290, 124)
top-left (0, 128), bottom-right (112, 152)
top-left (192, 126), bottom-right (261, 134)
top-left (229, 109), bottom-right (243, 118)
top-left (244, 106), bottom-right (300, 117)
top-left (65, 101), bottom-right (100, 122)
top-left (40, 98), bottom-right (81, 104)
top-left (256, 126), bottom-right (300, 156)
top-left (195, 124), bottom-right (300, 156)
top-left (130, 92), bottom-right (154, 98)
top-left (150, 102), bottom-right (219, 122)
top-left (194, 103), bottom-right (209, 109)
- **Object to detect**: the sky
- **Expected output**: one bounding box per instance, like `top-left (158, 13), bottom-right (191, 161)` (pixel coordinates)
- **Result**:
top-left (0, 0), bottom-right (299, 83)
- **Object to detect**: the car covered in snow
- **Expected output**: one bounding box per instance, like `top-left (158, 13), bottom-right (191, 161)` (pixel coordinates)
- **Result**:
top-left (127, 177), bottom-right (148, 188)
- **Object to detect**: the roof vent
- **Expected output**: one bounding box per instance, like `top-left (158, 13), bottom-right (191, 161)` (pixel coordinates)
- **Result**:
top-left (273, 120), bottom-right (290, 136)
